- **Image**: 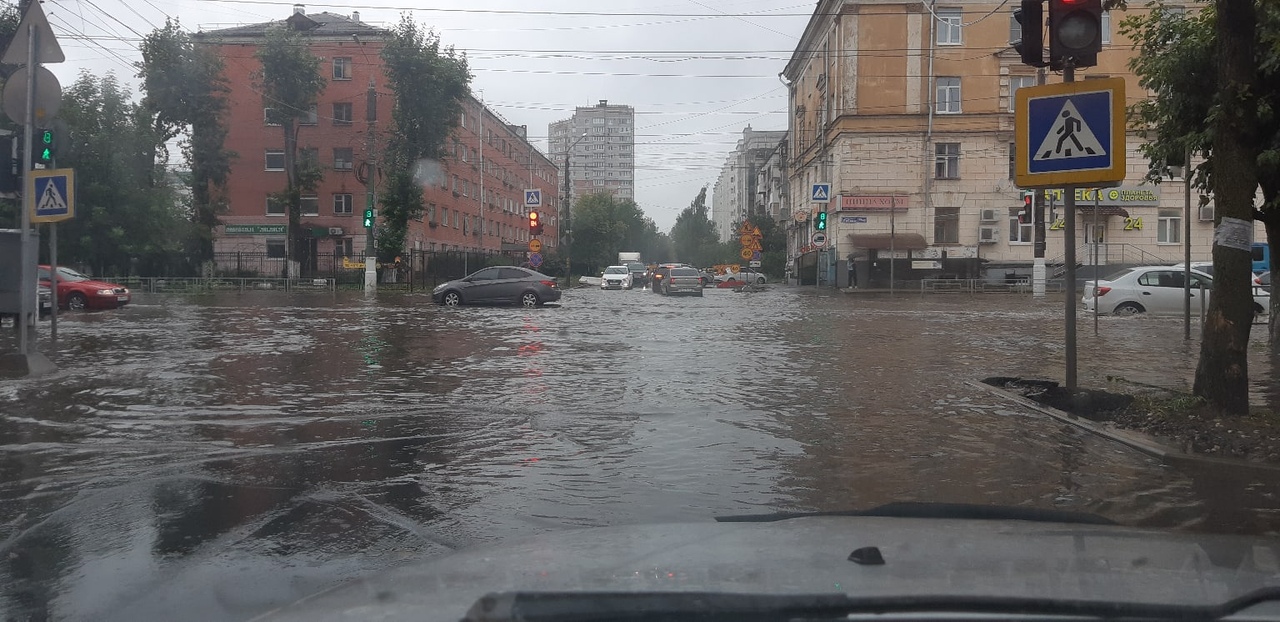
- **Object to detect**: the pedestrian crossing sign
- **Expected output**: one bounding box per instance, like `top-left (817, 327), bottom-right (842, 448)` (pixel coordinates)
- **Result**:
top-left (1015, 77), bottom-right (1125, 189)
top-left (28, 168), bottom-right (74, 223)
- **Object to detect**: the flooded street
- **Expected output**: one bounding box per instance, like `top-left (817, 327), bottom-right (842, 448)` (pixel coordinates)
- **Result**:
top-left (3, 285), bottom-right (1280, 620)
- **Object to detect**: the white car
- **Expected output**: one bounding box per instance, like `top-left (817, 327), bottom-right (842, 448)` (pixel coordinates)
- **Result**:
top-left (1169, 262), bottom-right (1265, 286)
top-left (1083, 265), bottom-right (1269, 316)
top-left (714, 268), bottom-right (766, 285)
top-left (600, 265), bottom-right (633, 290)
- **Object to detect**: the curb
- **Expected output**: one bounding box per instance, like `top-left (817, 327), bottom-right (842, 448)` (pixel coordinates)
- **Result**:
top-left (967, 380), bottom-right (1280, 474)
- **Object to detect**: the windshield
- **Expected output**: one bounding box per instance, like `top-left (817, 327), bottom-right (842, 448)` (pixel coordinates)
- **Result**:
top-left (4, 2), bottom-right (1280, 621)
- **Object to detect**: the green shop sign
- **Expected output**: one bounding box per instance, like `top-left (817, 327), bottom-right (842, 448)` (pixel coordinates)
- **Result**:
top-left (224, 224), bottom-right (287, 235)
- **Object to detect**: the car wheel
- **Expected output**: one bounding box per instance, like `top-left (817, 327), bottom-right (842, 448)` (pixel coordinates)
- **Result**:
top-left (441, 291), bottom-right (462, 306)
top-left (756, 277), bottom-right (765, 285)
top-left (521, 291), bottom-right (541, 307)
top-left (1112, 302), bottom-right (1144, 316)
top-left (67, 292), bottom-right (87, 311)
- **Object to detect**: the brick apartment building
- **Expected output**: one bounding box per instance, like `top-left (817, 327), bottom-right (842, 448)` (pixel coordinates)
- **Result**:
top-left (197, 6), bottom-right (558, 275)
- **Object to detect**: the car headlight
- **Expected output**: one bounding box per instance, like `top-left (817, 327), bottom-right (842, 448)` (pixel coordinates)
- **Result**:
top-left (97, 289), bottom-right (114, 295)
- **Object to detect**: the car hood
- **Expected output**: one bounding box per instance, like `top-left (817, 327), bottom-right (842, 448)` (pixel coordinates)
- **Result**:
top-left (256, 510), bottom-right (1280, 622)
top-left (69, 279), bottom-right (127, 291)
top-left (602, 273), bottom-right (630, 279)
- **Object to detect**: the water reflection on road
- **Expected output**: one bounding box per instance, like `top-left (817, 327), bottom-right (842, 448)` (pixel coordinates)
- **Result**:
top-left (2, 286), bottom-right (1278, 620)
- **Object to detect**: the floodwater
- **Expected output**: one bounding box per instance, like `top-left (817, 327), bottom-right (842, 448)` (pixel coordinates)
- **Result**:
top-left (2, 285), bottom-right (1279, 620)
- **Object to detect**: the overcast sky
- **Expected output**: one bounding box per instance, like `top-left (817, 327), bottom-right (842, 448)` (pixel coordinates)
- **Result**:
top-left (37, 0), bottom-right (813, 231)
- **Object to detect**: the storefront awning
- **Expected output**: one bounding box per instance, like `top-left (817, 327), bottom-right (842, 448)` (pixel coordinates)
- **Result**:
top-left (1074, 205), bottom-right (1130, 218)
top-left (847, 233), bottom-right (929, 250)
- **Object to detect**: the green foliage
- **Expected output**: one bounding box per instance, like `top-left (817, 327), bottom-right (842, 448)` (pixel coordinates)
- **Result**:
top-left (53, 72), bottom-right (186, 275)
top-left (379, 15), bottom-right (471, 259)
top-left (138, 19), bottom-right (233, 265)
top-left (669, 186), bottom-right (721, 266)
top-left (570, 192), bottom-right (664, 273)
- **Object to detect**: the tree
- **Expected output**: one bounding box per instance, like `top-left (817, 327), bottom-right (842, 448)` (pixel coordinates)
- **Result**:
top-left (138, 19), bottom-right (232, 270)
top-left (378, 15), bottom-right (471, 262)
top-left (1122, 1), bottom-right (1279, 414)
top-left (670, 186), bottom-right (722, 267)
top-left (254, 25), bottom-right (325, 277)
top-left (570, 192), bottom-right (661, 273)
top-left (53, 72), bottom-right (185, 275)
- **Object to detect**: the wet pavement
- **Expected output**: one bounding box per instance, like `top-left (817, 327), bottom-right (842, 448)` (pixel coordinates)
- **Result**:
top-left (3, 285), bottom-right (1280, 620)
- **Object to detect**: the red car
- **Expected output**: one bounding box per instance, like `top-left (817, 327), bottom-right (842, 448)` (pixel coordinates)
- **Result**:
top-left (38, 265), bottom-right (131, 311)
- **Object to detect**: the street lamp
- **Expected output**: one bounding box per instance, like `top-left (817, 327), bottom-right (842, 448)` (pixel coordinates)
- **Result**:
top-left (563, 131), bottom-right (589, 283)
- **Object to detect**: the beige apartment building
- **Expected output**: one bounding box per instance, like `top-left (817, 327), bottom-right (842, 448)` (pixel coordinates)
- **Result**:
top-left (781, 0), bottom-right (1246, 286)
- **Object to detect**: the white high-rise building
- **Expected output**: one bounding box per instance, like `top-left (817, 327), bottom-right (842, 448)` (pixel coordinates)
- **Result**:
top-left (548, 100), bottom-right (636, 207)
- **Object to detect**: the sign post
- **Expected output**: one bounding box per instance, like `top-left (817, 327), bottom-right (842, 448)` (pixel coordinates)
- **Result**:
top-left (1015, 75), bottom-right (1124, 394)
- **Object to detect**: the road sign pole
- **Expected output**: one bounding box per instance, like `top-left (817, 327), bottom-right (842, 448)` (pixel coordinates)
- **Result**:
top-left (16, 21), bottom-right (35, 355)
top-left (49, 221), bottom-right (56, 341)
top-left (889, 194), bottom-right (896, 296)
top-left (1062, 63), bottom-right (1078, 394)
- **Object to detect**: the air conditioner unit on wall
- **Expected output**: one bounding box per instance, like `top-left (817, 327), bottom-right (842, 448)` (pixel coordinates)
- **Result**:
top-left (979, 209), bottom-right (998, 222)
top-left (328, 227), bottom-right (343, 236)
top-left (978, 226), bottom-right (999, 243)
top-left (1199, 205), bottom-right (1215, 222)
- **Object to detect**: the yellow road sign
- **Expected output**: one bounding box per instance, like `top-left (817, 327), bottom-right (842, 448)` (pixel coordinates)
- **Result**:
top-left (528, 238), bottom-right (542, 253)
top-left (739, 247), bottom-right (753, 260)
top-left (1015, 77), bottom-right (1126, 188)
top-left (739, 234), bottom-right (754, 246)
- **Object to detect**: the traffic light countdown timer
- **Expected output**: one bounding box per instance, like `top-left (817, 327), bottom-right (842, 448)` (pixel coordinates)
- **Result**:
top-left (814, 210), bottom-right (828, 232)
top-left (528, 210), bottom-right (543, 236)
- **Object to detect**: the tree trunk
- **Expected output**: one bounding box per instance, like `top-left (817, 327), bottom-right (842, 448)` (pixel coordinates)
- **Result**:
top-left (1193, 0), bottom-right (1260, 415)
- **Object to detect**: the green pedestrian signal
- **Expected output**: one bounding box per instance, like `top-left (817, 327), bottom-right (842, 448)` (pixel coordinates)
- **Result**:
top-left (363, 208), bottom-right (374, 228)
top-left (36, 128), bottom-right (53, 164)
top-left (814, 211), bottom-right (827, 231)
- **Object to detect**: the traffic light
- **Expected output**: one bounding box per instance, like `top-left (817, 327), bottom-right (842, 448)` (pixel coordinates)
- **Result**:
top-left (1018, 191), bottom-right (1035, 224)
top-left (35, 128), bottom-right (54, 165)
top-left (1048, 0), bottom-right (1102, 69)
top-left (528, 210), bottom-right (543, 236)
top-left (1012, 0), bottom-right (1046, 68)
top-left (814, 211), bottom-right (827, 231)
top-left (363, 207), bottom-right (374, 228)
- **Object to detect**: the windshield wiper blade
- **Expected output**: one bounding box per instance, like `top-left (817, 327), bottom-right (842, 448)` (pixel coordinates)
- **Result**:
top-left (463, 589), bottom-right (1280, 622)
top-left (715, 501), bottom-right (1115, 525)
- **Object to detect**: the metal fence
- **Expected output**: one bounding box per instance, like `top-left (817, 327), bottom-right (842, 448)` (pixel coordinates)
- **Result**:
top-left (114, 276), bottom-right (336, 293)
top-left (404, 249), bottom-right (529, 291)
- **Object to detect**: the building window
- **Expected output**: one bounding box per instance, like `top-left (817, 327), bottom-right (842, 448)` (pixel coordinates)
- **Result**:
top-left (937, 9), bottom-right (962, 45)
top-left (334, 193), bottom-right (353, 214)
top-left (333, 57), bottom-right (352, 80)
top-left (301, 104), bottom-right (317, 125)
top-left (333, 102), bottom-right (353, 125)
top-left (442, 208), bottom-right (449, 227)
top-left (265, 149), bottom-right (285, 171)
top-left (1009, 208), bottom-right (1032, 243)
top-left (333, 147), bottom-right (353, 171)
top-left (266, 196), bottom-right (284, 215)
top-left (1008, 142), bottom-right (1016, 179)
top-left (300, 147), bottom-right (318, 167)
top-left (335, 238), bottom-right (353, 257)
top-left (1009, 11), bottom-right (1021, 44)
top-left (1101, 11), bottom-right (1111, 44)
top-left (1158, 209), bottom-right (1181, 243)
top-left (1009, 75), bottom-right (1037, 112)
top-left (936, 77), bottom-right (961, 113)
top-left (300, 195), bottom-right (319, 216)
top-left (453, 210), bottom-right (460, 228)
top-left (266, 239), bottom-right (286, 258)
top-left (935, 207), bottom-right (961, 244)
top-left (264, 107), bottom-right (280, 126)
top-left (935, 143), bottom-right (960, 179)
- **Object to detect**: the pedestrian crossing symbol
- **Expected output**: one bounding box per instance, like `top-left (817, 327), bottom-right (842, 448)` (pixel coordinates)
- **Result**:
top-left (28, 168), bottom-right (75, 223)
top-left (524, 188), bottom-right (542, 208)
top-left (811, 183), bottom-right (831, 203)
top-left (1015, 77), bottom-right (1126, 188)
top-left (1034, 100), bottom-right (1105, 160)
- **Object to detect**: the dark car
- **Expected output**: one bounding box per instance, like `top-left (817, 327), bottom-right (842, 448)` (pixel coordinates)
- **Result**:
top-left (432, 266), bottom-right (561, 307)
top-left (38, 265), bottom-right (131, 310)
top-left (625, 262), bottom-right (648, 288)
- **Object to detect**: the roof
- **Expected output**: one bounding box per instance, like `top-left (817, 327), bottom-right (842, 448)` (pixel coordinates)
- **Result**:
top-left (197, 11), bottom-right (387, 40)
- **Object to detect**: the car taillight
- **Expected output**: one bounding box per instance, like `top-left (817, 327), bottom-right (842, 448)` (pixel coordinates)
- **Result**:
top-left (540, 280), bottom-right (557, 288)
top-left (655, 274), bottom-right (664, 280)
top-left (1096, 286), bottom-right (1110, 296)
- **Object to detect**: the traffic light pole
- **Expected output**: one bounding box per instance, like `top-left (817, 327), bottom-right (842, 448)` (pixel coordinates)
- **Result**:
top-left (1032, 68), bottom-right (1047, 298)
top-left (364, 78), bottom-right (377, 294)
top-left (1062, 62), bottom-right (1079, 393)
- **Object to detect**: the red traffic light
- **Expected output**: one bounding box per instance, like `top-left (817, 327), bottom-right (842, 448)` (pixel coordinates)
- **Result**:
top-left (529, 211), bottom-right (540, 225)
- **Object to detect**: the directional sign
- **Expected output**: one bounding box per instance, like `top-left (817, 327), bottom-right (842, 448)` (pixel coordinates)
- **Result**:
top-left (524, 189), bottom-right (542, 208)
top-left (1015, 77), bottom-right (1125, 188)
top-left (28, 168), bottom-right (73, 223)
top-left (528, 238), bottom-right (542, 253)
top-left (811, 231), bottom-right (827, 247)
top-left (528, 252), bottom-right (543, 268)
top-left (811, 183), bottom-right (831, 203)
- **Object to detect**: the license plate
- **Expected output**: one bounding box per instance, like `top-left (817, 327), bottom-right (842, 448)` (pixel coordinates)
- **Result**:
top-left (117, 296), bottom-right (129, 301)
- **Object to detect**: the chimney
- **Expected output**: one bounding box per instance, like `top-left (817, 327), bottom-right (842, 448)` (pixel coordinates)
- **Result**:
top-left (293, 4), bottom-right (304, 15)
top-left (351, 11), bottom-right (360, 22)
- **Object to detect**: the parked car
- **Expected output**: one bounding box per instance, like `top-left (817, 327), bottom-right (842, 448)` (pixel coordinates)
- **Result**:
top-left (38, 265), bottom-right (130, 311)
top-left (1260, 271), bottom-right (1271, 292)
top-left (600, 265), bottom-right (633, 290)
top-left (432, 266), bottom-right (561, 307)
top-left (715, 268), bottom-right (767, 285)
top-left (1083, 266), bottom-right (1268, 316)
top-left (661, 267), bottom-right (704, 297)
top-left (1169, 262), bottom-right (1265, 286)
